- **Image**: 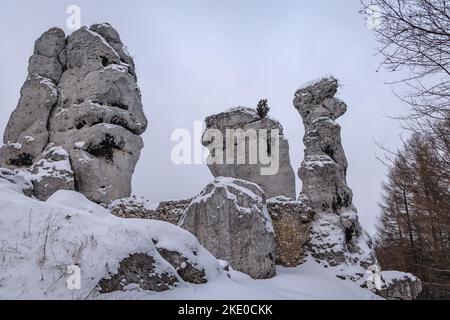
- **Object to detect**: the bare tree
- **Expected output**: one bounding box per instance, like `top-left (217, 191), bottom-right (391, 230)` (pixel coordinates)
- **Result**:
top-left (376, 132), bottom-right (450, 299)
top-left (361, 0), bottom-right (450, 121)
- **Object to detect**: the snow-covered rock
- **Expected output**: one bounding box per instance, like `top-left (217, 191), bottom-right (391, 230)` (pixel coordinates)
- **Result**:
top-left (0, 168), bottom-right (33, 197)
top-left (0, 174), bottom-right (384, 300)
top-left (28, 144), bottom-right (75, 200)
top-left (293, 78), bottom-right (422, 299)
top-left (0, 177), bottom-right (222, 299)
top-left (0, 24), bottom-right (148, 204)
top-left (378, 271), bottom-right (422, 300)
top-left (294, 77), bottom-right (380, 284)
top-left (180, 177), bottom-right (277, 279)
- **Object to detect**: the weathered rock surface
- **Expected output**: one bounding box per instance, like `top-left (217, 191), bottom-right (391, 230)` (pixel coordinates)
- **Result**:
top-left (180, 177), bottom-right (277, 279)
top-left (0, 24), bottom-right (147, 203)
top-left (98, 253), bottom-right (178, 293)
top-left (29, 144), bottom-right (75, 201)
top-left (1, 27), bottom-right (65, 167)
top-left (293, 78), bottom-right (379, 281)
top-left (294, 78), bottom-right (351, 214)
top-left (0, 168), bottom-right (33, 196)
top-left (156, 248), bottom-right (207, 284)
top-left (98, 250), bottom-right (208, 293)
top-left (267, 197), bottom-right (315, 267)
top-left (109, 196), bottom-right (191, 225)
top-left (203, 107), bottom-right (296, 199)
top-left (378, 271), bottom-right (423, 300)
top-left (294, 77), bottom-right (421, 299)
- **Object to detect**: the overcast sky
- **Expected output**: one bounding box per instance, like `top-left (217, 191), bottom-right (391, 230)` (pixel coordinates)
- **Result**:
top-left (0, 0), bottom-right (410, 235)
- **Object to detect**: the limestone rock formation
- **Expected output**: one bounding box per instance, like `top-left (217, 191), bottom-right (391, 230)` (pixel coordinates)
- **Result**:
top-left (0, 23), bottom-right (147, 204)
top-left (294, 77), bottom-right (378, 276)
top-left (294, 78), bottom-right (351, 214)
top-left (293, 78), bottom-right (422, 299)
top-left (202, 107), bottom-right (296, 199)
top-left (267, 197), bottom-right (315, 267)
top-left (180, 177), bottom-right (277, 279)
top-left (0, 27), bottom-right (65, 170)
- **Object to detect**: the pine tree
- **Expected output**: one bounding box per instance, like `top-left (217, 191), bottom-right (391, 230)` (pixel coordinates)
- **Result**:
top-left (257, 99), bottom-right (270, 119)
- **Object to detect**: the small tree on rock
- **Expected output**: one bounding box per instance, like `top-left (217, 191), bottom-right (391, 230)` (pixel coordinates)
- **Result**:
top-left (257, 99), bottom-right (270, 119)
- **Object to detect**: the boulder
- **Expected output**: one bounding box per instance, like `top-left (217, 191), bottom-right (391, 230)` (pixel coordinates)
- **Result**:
top-left (378, 271), bottom-right (423, 300)
top-left (203, 107), bottom-right (296, 199)
top-left (180, 177), bottom-right (277, 279)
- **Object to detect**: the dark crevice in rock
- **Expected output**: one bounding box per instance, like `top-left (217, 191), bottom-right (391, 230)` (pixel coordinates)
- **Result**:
top-left (75, 119), bottom-right (88, 130)
top-left (267, 133), bottom-right (272, 156)
top-left (110, 102), bottom-right (129, 111)
top-left (110, 115), bottom-right (131, 132)
top-left (322, 144), bottom-right (336, 162)
top-left (8, 153), bottom-right (34, 167)
top-left (100, 56), bottom-right (110, 67)
top-left (345, 226), bottom-right (355, 243)
top-left (86, 134), bottom-right (124, 162)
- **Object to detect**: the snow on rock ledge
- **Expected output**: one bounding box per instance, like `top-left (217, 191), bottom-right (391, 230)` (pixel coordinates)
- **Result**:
top-left (180, 177), bottom-right (277, 279)
top-left (0, 178), bottom-right (222, 299)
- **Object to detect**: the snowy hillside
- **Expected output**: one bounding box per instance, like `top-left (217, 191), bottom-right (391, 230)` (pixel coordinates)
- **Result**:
top-left (0, 175), bottom-right (380, 300)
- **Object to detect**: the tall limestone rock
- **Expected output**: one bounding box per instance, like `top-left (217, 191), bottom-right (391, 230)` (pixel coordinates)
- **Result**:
top-left (0, 28), bottom-right (65, 170)
top-left (294, 78), bottom-right (422, 299)
top-left (0, 23), bottom-right (147, 203)
top-left (294, 77), bottom-right (378, 274)
top-left (202, 107), bottom-right (296, 199)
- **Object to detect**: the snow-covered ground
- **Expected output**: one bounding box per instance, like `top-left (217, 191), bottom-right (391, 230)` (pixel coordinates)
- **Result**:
top-left (101, 258), bottom-right (381, 300)
top-left (0, 175), bottom-right (380, 300)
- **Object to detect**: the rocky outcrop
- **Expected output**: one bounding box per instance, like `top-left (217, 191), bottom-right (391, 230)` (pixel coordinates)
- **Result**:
top-left (0, 23), bottom-right (147, 204)
top-left (293, 78), bottom-right (422, 299)
top-left (98, 248), bottom-right (208, 293)
top-left (267, 197), bottom-right (315, 267)
top-left (294, 78), bottom-right (351, 214)
top-left (294, 78), bottom-right (378, 279)
top-left (180, 177), bottom-right (277, 279)
top-left (98, 253), bottom-right (178, 293)
top-left (378, 271), bottom-right (423, 300)
top-left (109, 197), bottom-right (191, 225)
top-left (0, 28), bottom-right (65, 170)
top-left (202, 107), bottom-right (296, 199)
